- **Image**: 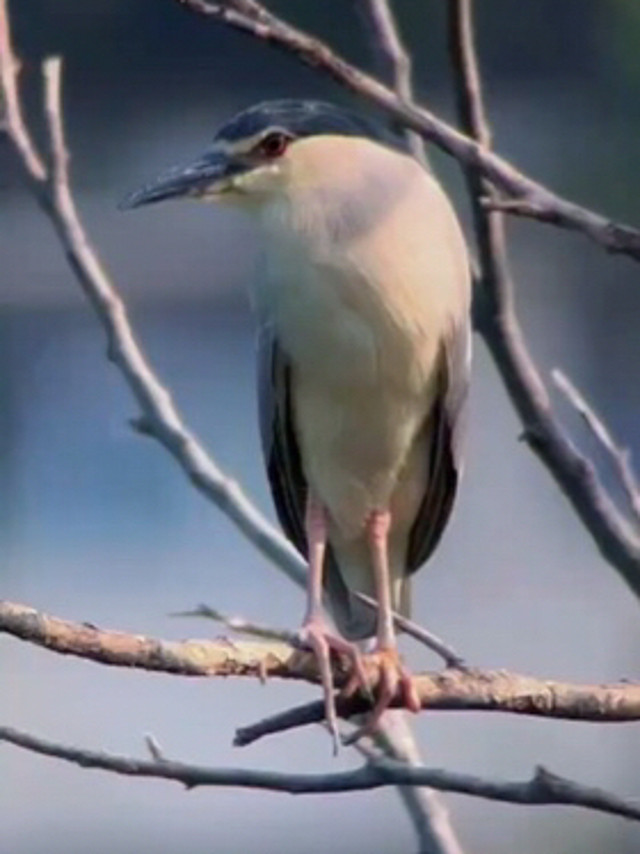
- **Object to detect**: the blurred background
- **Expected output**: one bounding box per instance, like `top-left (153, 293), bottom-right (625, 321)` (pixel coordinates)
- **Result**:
top-left (2, 1), bottom-right (640, 852)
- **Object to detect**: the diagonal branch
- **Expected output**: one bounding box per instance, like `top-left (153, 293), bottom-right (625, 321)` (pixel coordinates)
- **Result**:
top-left (355, 0), bottom-right (427, 166)
top-left (0, 18), bottom-right (307, 592)
top-left (174, 603), bottom-right (302, 646)
top-left (2, 725), bottom-right (640, 822)
top-left (553, 369), bottom-right (640, 525)
top-left (173, 0), bottom-right (640, 262)
top-left (445, 0), bottom-right (640, 600)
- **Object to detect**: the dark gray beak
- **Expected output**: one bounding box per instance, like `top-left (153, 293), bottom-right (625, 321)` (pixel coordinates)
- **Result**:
top-left (120, 150), bottom-right (241, 210)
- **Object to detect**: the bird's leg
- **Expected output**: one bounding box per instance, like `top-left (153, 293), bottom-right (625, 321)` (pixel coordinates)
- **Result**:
top-left (298, 494), bottom-right (365, 753)
top-left (370, 509), bottom-right (396, 651)
top-left (344, 510), bottom-right (420, 744)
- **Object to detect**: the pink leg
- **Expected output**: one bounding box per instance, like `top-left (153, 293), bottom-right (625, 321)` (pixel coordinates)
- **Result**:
top-left (302, 495), bottom-right (327, 627)
top-left (343, 510), bottom-right (420, 745)
top-left (370, 510), bottom-right (395, 651)
top-left (298, 494), bottom-right (366, 753)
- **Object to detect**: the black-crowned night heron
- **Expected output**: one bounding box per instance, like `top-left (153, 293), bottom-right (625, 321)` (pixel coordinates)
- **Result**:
top-left (125, 100), bottom-right (471, 746)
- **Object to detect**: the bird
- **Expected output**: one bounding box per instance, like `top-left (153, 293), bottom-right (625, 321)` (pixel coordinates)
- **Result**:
top-left (124, 99), bottom-right (471, 748)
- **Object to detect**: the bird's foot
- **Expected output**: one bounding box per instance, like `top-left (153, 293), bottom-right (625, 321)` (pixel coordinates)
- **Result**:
top-left (297, 617), bottom-right (368, 754)
top-left (342, 646), bottom-right (420, 745)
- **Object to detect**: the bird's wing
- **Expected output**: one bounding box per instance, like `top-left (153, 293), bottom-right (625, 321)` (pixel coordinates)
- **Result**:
top-left (405, 317), bottom-right (471, 573)
top-left (256, 324), bottom-right (308, 557)
top-left (257, 325), bottom-right (367, 635)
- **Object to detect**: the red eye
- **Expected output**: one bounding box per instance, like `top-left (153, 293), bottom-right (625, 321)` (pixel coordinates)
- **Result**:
top-left (258, 132), bottom-right (290, 159)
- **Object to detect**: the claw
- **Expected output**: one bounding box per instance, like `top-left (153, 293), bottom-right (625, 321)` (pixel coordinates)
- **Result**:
top-left (298, 618), bottom-right (365, 754)
top-left (341, 647), bottom-right (420, 745)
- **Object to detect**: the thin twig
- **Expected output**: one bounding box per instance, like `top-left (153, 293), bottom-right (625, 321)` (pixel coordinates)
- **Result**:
top-left (553, 369), bottom-right (640, 525)
top-left (144, 733), bottom-right (167, 762)
top-left (173, 0), bottom-right (640, 262)
top-left (2, 725), bottom-right (640, 822)
top-left (356, 0), bottom-right (427, 165)
top-left (173, 603), bottom-right (301, 645)
top-left (355, 592), bottom-right (465, 668)
top-left (177, 599), bottom-right (464, 671)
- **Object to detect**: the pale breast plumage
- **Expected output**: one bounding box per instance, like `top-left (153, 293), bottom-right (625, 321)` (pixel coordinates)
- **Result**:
top-left (255, 135), bottom-right (470, 637)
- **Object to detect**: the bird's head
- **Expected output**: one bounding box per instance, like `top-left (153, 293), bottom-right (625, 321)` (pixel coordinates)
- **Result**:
top-left (122, 99), bottom-right (394, 212)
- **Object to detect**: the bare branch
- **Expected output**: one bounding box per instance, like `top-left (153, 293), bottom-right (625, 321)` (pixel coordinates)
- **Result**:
top-left (173, 0), bottom-right (640, 262)
top-left (3, 600), bottom-right (639, 730)
top-left (144, 733), bottom-right (167, 762)
top-left (355, 592), bottom-right (465, 668)
top-left (0, 599), bottom-right (323, 682)
top-left (553, 369), bottom-right (640, 525)
top-left (444, 0), bottom-right (640, 603)
top-left (173, 603), bottom-right (302, 646)
top-left (0, 9), bottom-right (308, 593)
top-left (356, 0), bottom-right (427, 165)
top-left (372, 712), bottom-right (466, 854)
top-left (2, 725), bottom-right (639, 822)
top-left (183, 615), bottom-right (462, 845)
top-left (234, 662), bottom-right (640, 745)
top-left (0, 0), bottom-right (45, 179)
top-left (179, 601), bottom-right (465, 671)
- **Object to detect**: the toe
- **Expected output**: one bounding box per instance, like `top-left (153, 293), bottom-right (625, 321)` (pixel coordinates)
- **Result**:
top-left (301, 627), bottom-right (340, 753)
top-left (399, 665), bottom-right (421, 714)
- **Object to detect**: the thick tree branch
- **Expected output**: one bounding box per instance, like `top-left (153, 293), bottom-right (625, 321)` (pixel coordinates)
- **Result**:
top-left (2, 600), bottom-right (639, 729)
top-left (2, 726), bottom-right (640, 823)
top-left (173, 0), bottom-right (640, 262)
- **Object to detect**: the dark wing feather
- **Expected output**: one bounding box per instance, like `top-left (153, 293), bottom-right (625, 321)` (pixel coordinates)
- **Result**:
top-left (257, 326), bottom-right (370, 637)
top-left (406, 319), bottom-right (471, 573)
top-left (256, 325), bottom-right (308, 557)
top-left (257, 320), bottom-right (470, 639)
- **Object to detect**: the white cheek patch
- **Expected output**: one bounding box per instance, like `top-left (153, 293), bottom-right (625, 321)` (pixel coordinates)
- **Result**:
top-left (231, 162), bottom-right (282, 194)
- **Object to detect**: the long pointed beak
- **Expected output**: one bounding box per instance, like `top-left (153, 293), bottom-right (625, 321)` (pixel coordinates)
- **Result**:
top-left (120, 150), bottom-right (241, 210)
